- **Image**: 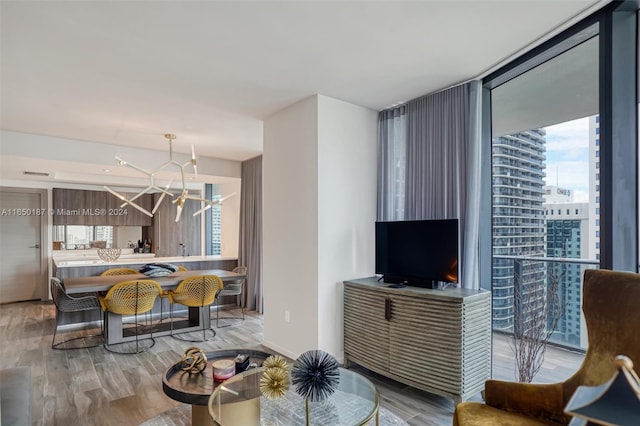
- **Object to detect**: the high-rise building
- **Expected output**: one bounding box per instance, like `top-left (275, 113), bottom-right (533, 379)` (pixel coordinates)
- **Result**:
top-left (491, 129), bottom-right (547, 332)
top-left (210, 203), bottom-right (222, 255)
top-left (543, 186), bottom-right (589, 347)
top-left (94, 226), bottom-right (114, 248)
top-left (588, 115), bottom-right (600, 262)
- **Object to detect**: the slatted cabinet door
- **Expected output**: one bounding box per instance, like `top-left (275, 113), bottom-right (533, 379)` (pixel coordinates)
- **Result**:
top-left (344, 285), bottom-right (390, 373)
top-left (387, 291), bottom-right (491, 404)
top-left (389, 295), bottom-right (466, 399)
top-left (343, 277), bottom-right (491, 404)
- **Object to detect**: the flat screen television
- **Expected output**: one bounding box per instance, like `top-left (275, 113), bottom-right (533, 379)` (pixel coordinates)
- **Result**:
top-left (375, 219), bottom-right (459, 287)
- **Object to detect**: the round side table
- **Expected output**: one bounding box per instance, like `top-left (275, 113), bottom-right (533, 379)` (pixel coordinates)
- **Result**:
top-left (163, 349), bottom-right (273, 426)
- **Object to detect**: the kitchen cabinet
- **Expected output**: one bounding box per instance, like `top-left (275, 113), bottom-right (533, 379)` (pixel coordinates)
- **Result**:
top-left (53, 188), bottom-right (86, 225)
top-left (52, 188), bottom-right (153, 226)
top-left (109, 191), bottom-right (153, 226)
top-left (152, 192), bottom-right (202, 257)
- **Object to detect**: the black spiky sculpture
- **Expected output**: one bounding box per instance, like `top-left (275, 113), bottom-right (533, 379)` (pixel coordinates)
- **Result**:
top-left (291, 350), bottom-right (340, 402)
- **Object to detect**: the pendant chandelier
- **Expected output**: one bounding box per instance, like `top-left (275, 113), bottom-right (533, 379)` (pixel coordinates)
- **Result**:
top-left (104, 133), bottom-right (235, 222)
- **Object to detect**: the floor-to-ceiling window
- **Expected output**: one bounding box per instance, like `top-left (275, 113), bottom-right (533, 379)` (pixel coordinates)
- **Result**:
top-left (489, 28), bottom-right (600, 350)
top-left (483, 1), bottom-right (638, 359)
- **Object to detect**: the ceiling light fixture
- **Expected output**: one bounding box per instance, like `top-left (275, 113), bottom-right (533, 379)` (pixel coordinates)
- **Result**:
top-left (104, 133), bottom-right (197, 219)
top-left (104, 133), bottom-right (235, 222)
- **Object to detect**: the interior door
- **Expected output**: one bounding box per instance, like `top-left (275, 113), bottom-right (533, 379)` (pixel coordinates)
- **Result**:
top-left (0, 190), bottom-right (42, 303)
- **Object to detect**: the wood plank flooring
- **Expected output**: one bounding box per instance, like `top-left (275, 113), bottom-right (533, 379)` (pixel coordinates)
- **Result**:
top-left (0, 301), bottom-right (584, 426)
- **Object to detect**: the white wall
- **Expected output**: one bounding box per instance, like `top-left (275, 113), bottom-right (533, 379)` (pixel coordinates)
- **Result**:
top-left (263, 96), bottom-right (319, 359)
top-left (263, 94), bottom-right (377, 361)
top-left (317, 95), bottom-right (377, 359)
top-left (221, 180), bottom-right (241, 257)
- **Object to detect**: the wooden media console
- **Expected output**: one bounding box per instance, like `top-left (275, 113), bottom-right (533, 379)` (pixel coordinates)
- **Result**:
top-left (343, 277), bottom-right (491, 404)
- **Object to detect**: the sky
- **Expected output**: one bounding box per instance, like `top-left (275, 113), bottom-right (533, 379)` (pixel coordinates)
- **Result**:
top-left (543, 116), bottom-right (591, 202)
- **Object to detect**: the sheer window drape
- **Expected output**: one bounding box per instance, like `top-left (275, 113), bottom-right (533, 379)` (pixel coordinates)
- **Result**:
top-left (377, 107), bottom-right (407, 221)
top-left (377, 81), bottom-right (482, 289)
top-left (238, 155), bottom-right (263, 313)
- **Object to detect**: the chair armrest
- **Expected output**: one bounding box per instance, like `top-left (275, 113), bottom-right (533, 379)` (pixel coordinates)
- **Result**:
top-left (485, 379), bottom-right (566, 424)
top-left (70, 294), bottom-right (99, 302)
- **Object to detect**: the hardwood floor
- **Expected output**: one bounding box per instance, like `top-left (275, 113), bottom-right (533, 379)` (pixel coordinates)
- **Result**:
top-left (0, 301), bottom-right (584, 425)
top-left (352, 333), bottom-right (584, 426)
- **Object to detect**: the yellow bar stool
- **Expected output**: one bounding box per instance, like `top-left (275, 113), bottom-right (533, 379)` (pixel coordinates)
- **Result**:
top-left (101, 268), bottom-right (139, 276)
top-left (167, 275), bottom-right (223, 342)
top-left (99, 279), bottom-right (162, 354)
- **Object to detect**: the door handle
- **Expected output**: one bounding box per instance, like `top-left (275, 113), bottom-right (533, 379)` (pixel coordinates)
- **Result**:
top-left (29, 244), bottom-right (40, 248)
top-left (384, 297), bottom-right (391, 321)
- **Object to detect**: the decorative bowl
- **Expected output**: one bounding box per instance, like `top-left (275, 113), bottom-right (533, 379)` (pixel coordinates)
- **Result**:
top-left (97, 248), bottom-right (122, 263)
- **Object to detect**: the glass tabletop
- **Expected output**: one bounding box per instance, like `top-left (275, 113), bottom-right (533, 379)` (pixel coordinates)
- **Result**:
top-left (208, 367), bottom-right (379, 426)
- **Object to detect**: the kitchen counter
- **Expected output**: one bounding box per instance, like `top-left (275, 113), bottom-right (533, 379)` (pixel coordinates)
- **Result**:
top-left (54, 255), bottom-right (235, 267)
top-left (52, 255), bottom-right (238, 279)
top-left (52, 248), bottom-right (154, 263)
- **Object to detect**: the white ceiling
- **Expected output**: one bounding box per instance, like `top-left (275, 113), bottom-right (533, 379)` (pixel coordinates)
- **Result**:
top-left (1, 0), bottom-right (605, 169)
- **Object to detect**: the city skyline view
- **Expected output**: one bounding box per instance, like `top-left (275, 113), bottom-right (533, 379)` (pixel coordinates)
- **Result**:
top-left (543, 116), bottom-right (591, 202)
top-left (490, 113), bottom-right (598, 348)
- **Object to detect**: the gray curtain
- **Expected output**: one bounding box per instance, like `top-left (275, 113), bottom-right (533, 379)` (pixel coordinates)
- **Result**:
top-left (377, 107), bottom-right (407, 221)
top-left (464, 81), bottom-right (482, 291)
top-left (377, 81), bottom-right (482, 289)
top-left (238, 155), bottom-right (263, 313)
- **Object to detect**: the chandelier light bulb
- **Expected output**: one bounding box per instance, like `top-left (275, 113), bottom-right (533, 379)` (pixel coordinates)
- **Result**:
top-left (114, 154), bottom-right (126, 165)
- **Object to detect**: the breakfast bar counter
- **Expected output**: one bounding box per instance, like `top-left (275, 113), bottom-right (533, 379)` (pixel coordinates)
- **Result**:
top-left (62, 268), bottom-right (244, 294)
top-left (62, 269), bottom-right (245, 345)
top-left (53, 255), bottom-right (238, 279)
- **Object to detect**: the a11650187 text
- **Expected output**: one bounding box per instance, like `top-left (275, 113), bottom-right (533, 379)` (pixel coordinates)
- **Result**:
top-left (1, 208), bottom-right (128, 216)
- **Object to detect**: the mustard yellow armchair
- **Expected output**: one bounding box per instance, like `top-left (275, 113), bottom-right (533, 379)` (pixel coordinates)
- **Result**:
top-left (453, 269), bottom-right (640, 426)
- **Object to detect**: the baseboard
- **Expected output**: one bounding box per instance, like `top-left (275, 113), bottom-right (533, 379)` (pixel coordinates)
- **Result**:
top-left (261, 340), bottom-right (299, 361)
top-left (261, 341), bottom-right (345, 364)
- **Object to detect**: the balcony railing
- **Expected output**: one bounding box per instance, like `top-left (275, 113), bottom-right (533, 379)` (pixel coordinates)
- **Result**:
top-left (491, 254), bottom-right (599, 351)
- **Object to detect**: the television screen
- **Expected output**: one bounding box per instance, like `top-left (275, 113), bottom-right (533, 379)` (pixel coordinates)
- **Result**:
top-left (375, 219), bottom-right (459, 287)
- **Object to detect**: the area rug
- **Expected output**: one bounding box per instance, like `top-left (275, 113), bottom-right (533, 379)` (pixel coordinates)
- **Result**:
top-left (140, 403), bottom-right (409, 425)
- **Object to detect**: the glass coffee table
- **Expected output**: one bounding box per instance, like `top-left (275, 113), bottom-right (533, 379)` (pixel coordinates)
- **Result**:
top-left (208, 367), bottom-right (379, 425)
